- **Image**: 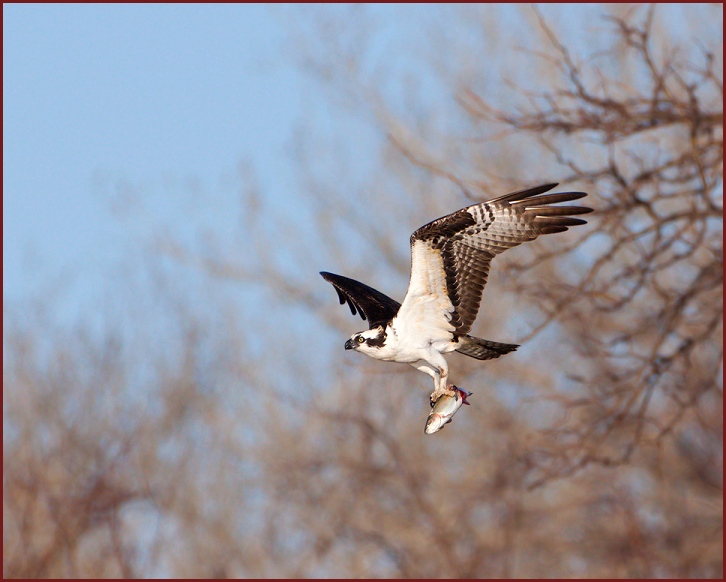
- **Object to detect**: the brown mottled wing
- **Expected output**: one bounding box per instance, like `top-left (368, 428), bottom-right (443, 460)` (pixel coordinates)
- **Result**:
top-left (401, 184), bottom-right (592, 336)
top-left (320, 271), bottom-right (401, 329)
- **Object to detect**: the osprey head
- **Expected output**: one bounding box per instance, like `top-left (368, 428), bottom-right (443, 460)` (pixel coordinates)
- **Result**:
top-left (345, 326), bottom-right (387, 352)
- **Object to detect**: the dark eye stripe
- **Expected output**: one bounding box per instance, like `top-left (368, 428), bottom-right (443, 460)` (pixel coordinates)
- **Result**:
top-left (365, 328), bottom-right (387, 348)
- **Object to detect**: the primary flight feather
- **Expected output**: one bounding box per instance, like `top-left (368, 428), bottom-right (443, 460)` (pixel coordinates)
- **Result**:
top-left (321, 183), bottom-right (592, 432)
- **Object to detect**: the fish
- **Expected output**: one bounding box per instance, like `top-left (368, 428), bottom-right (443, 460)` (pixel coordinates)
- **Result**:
top-left (424, 385), bottom-right (472, 434)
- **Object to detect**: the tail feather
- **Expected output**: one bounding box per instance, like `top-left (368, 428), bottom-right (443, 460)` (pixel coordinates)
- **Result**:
top-left (455, 335), bottom-right (519, 361)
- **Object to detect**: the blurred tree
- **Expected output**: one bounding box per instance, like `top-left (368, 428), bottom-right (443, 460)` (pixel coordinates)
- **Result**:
top-left (4, 4), bottom-right (722, 578)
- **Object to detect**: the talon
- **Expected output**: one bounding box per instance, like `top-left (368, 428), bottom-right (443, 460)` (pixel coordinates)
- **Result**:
top-left (424, 386), bottom-right (473, 435)
top-left (430, 384), bottom-right (458, 405)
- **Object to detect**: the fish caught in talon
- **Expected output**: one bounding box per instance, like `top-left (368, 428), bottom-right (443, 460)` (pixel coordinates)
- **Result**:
top-left (425, 386), bottom-right (472, 435)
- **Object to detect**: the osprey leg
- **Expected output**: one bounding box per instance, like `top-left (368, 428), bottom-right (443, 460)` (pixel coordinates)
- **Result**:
top-left (410, 358), bottom-right (456, 402)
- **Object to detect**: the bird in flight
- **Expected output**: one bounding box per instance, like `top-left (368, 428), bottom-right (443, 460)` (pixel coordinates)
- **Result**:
top-left (321, 183), bottom-right (591, 431)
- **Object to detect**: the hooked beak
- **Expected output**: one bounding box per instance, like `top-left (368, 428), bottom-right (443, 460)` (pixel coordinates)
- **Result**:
top-left (345, 339), bottom-right (355, 350)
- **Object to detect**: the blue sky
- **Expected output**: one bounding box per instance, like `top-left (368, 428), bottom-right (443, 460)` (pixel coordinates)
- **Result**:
top-left (4, 4), bottom-right (305, 318)
top-left (4, 4), bottom-right (716, 330)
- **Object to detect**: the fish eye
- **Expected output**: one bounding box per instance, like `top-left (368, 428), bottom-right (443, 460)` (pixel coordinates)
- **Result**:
top-left (356, 336), bottom-right (365, 343)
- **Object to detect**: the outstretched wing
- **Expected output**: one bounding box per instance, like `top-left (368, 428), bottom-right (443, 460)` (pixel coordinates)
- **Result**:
top-left (320, 271), bottom-right (401, 329)
top-left (398, 183), bottom-right (592, 337)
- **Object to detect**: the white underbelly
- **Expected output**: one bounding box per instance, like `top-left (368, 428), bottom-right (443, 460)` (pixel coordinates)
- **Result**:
top-left (379, 326), bottom-right (456, 364)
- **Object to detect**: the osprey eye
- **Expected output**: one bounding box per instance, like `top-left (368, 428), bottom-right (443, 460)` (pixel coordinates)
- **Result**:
top-left (356, 336), bottom-right (365, 343)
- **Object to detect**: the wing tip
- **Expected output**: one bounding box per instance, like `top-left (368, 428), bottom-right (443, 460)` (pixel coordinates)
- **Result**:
top-left (494, 183), bottom-right (559, 203)
top-left (539, 225), bottom-right (569, 235)
top-left (533, 216), bottom-right (589, 227)
top-left (513, 191), bottom-right (591, 206)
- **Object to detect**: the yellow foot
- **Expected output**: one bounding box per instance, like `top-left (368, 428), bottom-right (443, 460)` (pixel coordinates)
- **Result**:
top-left (429, 384), bottom-right (457, 408)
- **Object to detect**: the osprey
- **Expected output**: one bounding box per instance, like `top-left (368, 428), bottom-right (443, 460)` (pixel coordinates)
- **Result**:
top-left (321, 183), bottom-right (591, 417)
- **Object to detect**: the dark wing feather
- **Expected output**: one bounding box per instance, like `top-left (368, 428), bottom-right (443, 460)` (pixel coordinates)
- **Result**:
top-left (320, 271), bottom-right (401, 329)
top-left (409, 183), bottom-right (592, 336)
